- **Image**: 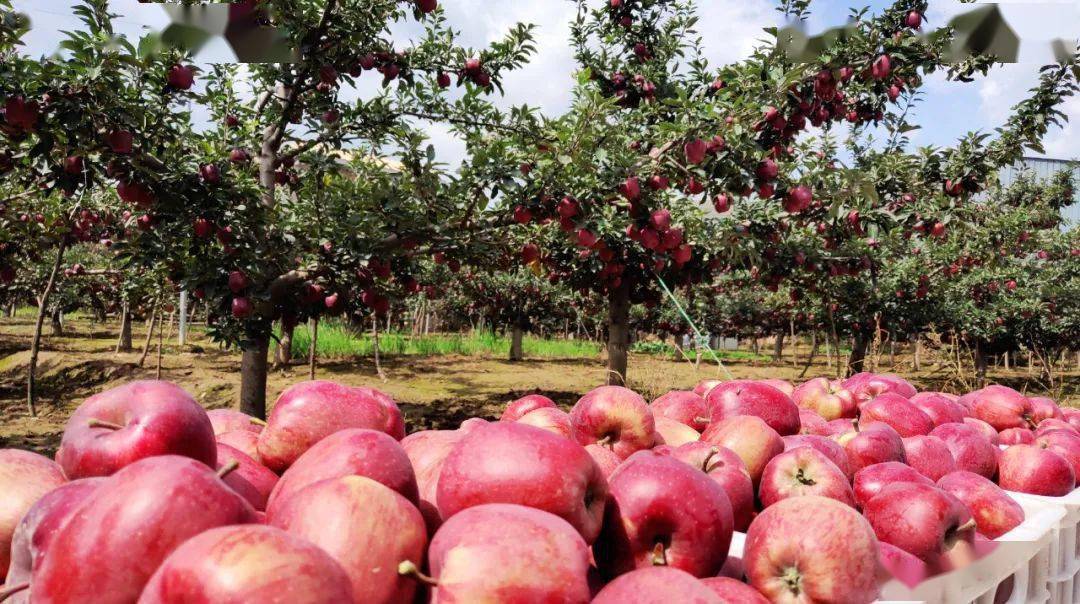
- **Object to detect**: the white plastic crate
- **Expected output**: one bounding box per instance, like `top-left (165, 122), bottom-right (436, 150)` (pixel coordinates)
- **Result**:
top-left (1005, 487), bottom-right (1080, 604)
top-left (727, 495), bottom-right (1065, 604)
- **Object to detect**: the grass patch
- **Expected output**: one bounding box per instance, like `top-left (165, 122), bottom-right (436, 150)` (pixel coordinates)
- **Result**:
top-left (286, 321), bottom-right (603, 360)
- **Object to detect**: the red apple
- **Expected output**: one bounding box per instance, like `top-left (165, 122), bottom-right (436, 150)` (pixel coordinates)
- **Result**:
top-left (963, 417), bottom-right (1000, 444)
top-left (998, 444), bottom-right (1075, 496)
top-left (782, 434), bottom-right (852, 479)
top-left (852, 461), bottom-right (933, 510)
top-left (167, 64), bottom-right (195, 90)
top-left (654, 416), bottom-right (701, 447)
top-left (500, 393), bottom-right (556, 421)
top-left (701, 577), bottom-right (770, 603)
top-left (759, 446), bottom-right (854, 508)
top-left (1036, 419), bottom-right (1078, 437)
top-left (836, 421), bottom-right (907, 472)
top-left (842, 372), bottom-right (917, 403)
top-left (593, 567), bottom-right (721, 603)
top-left (791, 377), bottom-right (857, 420)
top-left (859, 393), bottom-right (934, 437)
top-left (569, 385), bottom-right (656, 459)
top-left (909, 392), bottom-right (967, 427)
top-left (206, 408), bottom-right (264, 435)
top-left (669, 442), bottom-right (755, 532)
top-left (585, 443), bottom-right (622, 479)
top-left (757, 378), bottom-right (795, 396)
top-left (216, 429), bottom-right (261, 462)
top-left (55, 380), bottom-right (216, 479)
top-left (594, 450), bottom-right (733, 579)
top-left (706, 380), bottom-right (800, 435)
top-left (864, 482), bottom-right (975, 561)
top-left (32, 456), bottom-right (256, 603)
top-left (268, 475), bottom-right (426, 603)
top-left (937, 470), bottom-right (1024, 538)
top-left (999, 428), bottom-right (1035, 445)
top-left (266, 428), bottom-right (417, 518)
top-left (701, 415), bottom-right (784, 486)
top-left (415, 503), bottom-right (591, 602)
top-left (436, 421), bottom-right (608, 543)
top-left (0, 450), bottom-right (67, 582)
top-left (1029, 396), bottom-right (1063, 425)
top-left (651, 390), bottom-right (709, 431)
top-left (902, 435), bottom-right (957, 481)
top-left (745, 496), bottom-right (881, 603)
top-left (401, 428), bottom-right (467, 533)
top-left (798, 409), bottom-right (830, 435)
top-left (216, 443), bottom-right (278, 511)
top-left (1035, 429), bottom-right (1080, 477)
top-left (257, 381), bottom-right (403, 473)
top-left (971, 385), bottom-right (1035, 431)
top-left (930, 423), bottom-right (999, 479)
top-left (517, 407), bottom-right (574, 440)
top-left (138, 525), bottom-right (354, 603)
top-left (4, 478), bottom-right (103, 600)
top-left (1062, 408), bottom-right (1080, 432)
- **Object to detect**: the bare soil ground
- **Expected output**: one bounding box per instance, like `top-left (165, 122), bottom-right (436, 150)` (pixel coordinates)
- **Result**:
top-left (1, 315), bottom-right (1076, 457)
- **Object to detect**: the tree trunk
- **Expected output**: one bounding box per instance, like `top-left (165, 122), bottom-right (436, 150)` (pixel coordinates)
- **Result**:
top-left (1003, 350), bottom-right (1010, 370)
top-left (239, 329), bottom-right (270, 420)
top-left (606, 284), bottom-right (631, 386)
top-left (49, 309), bottom-right (63, 337)
top-left (973, 341), bottom-right (988, 388)
top-left (913, 338), bottom-right (921, 371)
top-left (116, 303), bottom-right (133, 352)
top-left (372, 316), bottom-right (386, 381)
top-left (509, 323), bottom-right (524, 361)
top-left (772, 332), bottom-right (785, 362)
top-left (308, 317), bottom-right (318, 381)
top-left (137, 305), bottom-right (158, 368)
top-left (156, 312), bottom-right (165, 380)
top-left (789, 320), bottom-right (798, 367)
top-left (6, 302), bottom-right (14, 317)
top-left (27, 241), bottom-right (67, 417)
top-left (274, 320), bottom-right (294, 369)
top-left (799, 332), bottom-right (819, 378)
top-left (847, 330), bottom-right (871, 376)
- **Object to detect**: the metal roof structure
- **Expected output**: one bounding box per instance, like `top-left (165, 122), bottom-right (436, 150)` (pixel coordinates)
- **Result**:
top-left (998, 156), bottom-right (1080, 225)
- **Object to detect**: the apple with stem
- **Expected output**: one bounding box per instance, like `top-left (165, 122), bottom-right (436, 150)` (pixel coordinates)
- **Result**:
top-left (32, 456), bottom-right (257, 603)
top-left (937, 471), bottom-right (1024, 539)
top-left (701, 415), bottom-right (784, 486)
top-left (669, 442), bottom-right (755, 532)
top-left (863, 482), bottom-right (975, 562)
top-left (569, 386), bottom-right (656, 459)
top-left (594, 450), bottom-right (733, 579)
top-left (55, 380), bottom-right (217, 479)
top-left (759, 446), bottom-right (854, 508)
top-left (745, 496), bottom-right (881, 604)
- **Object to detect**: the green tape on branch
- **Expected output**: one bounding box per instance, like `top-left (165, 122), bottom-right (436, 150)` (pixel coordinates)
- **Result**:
top-left (653, 273), bottom-right (733, 381)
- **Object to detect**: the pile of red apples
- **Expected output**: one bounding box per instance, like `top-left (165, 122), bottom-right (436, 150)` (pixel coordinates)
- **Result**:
top-left (0, 374), bottom-right (1076, 603)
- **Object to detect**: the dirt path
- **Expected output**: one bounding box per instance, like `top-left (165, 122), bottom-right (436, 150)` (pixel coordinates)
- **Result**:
top-left (1, 315), bottom-right (1076, 457)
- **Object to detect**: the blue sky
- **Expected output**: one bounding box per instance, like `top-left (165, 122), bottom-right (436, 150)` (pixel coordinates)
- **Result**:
top-left (12, 0), bottom-right (1080, 165)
